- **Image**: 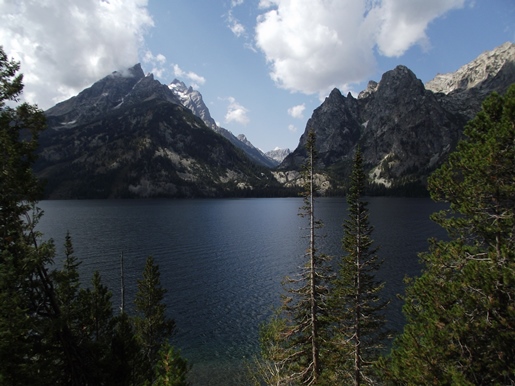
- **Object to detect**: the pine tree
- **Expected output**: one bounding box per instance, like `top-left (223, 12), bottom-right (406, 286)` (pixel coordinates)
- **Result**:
top-left (54, 231), bottom-right (82, 326)
top-left (385, 85), bottom-right (515, 384)
top-left (0, 46), bottom-right (92, 385)
top-left (79, 271), bottom-right (114, 344)
top-left (110, 312), bottom-right (143, 386)
top-left (258, 129), bottom-right (331, 385)
top-left (78, 270), bottom-right (116, 383)
top-left (153, 343), bottom-right (190, 386)
top-left (326, 148), bottom-right (389, 385)
top-left (0, 47), bottom-right (187, 385)
top-left (134, 256), bottom-right (177, 383)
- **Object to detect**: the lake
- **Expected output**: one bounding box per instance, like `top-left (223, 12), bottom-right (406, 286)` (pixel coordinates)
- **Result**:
top-left (37, 197), bottom-right (447, 385)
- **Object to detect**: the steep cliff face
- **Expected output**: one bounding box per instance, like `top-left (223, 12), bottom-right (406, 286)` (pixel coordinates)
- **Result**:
top-left (279, 88), bottom-right (361, 170)
top-left (279, 66), bottom-right (460, 188)
top-left (278, 43), bottom-right (515, 193)
top-left (359, 66), bottom-right (460, 186)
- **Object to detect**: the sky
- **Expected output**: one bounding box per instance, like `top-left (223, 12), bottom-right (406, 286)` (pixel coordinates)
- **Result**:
top-left (0, 1), bottom-right (514, 152)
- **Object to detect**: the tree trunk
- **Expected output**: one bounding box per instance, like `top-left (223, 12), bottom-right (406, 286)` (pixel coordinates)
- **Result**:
top-left (309, 139), bottom-right (320, 383)
top-left (354, 203), bottom-right (361, 386)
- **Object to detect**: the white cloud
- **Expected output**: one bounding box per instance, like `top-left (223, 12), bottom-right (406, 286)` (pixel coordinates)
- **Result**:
top-left (143, 50), bottom-right (167, 78)
top-left (231, 0), bottom-right (245, 7)
top-left (287, 104), bottom-right (305, 119)
top-left (371, 0), bottom-right (466, 57)
top-left (228, 11), bottom-right (246, 38)
top-left (258, 0), bottom-right (274, 9)
top-left (0, 0), bottom-right (154, 109)
top-left (288, 124), bottom-right (298, 133)
top-left (172, 64), bottom-right (206, 89)
top-left (255, 0), bottom-right (466, 95)
top-left (225, 97), bottom-right (250, 125)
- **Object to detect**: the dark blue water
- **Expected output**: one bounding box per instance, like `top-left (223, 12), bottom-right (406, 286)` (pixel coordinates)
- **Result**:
top-left (37, 197), bottom-right (446, 385)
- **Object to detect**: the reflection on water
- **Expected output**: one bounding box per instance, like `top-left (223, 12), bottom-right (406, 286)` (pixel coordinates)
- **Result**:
top-left (38, 197), bottom-right (446, 385)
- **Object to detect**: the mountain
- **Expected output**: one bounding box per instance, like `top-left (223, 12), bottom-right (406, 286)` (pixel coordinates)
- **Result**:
top-left (232, 134), bottom-right (280, 168)
top-left (45, 64), bottom-right (179, 128)
top-left (266, 147), bottom-right (291, 163)
top-left (278, 42), bottom-right (515, 194)
top-left (37, 42), bottom-right (515, 198)
top-left (426, 41), bottom-right (515, 123)
top-left (167, 79), bottom-right (278, 168)
top-left (168, 79), bottom-right (217, 129)
top-left (36, 67), bottom-right (282, 198)
top-left (425, 41), bottom-right (515, 95)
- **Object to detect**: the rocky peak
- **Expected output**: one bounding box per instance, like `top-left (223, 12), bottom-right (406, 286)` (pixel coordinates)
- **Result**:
top-left (374, 65), bottom-right (426, 100)
top-left (266, 148), bottom-right (291, 163)
top-left (237, 134), bottom-right (253, 147)
top-left (280, 42), bottom-right (515, 193)
top-left (426, 42), bottom-right (515, 123)
top-left (280, 61), bottom-right (463, 189)
top-left (113, 63), bottom-right (145, 79)
top-left (426, 42), bottom-right (515, 94)
top-left (358, 64), bottom-right (459, 183)
top-left (168, 79), bottom-right (191, 98)
top-left (121, 73), bottom-right (180, 107)
top-left (279, 87), bottom-right (362, 169)
top-left (168, 79), bottom-right (217, 130)
top-left (44, 63), bottom-right (167, 127)
top-left (358, 80), bottom-right (378, 99)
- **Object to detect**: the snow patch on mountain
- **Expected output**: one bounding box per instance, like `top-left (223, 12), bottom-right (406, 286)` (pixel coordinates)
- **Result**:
top-left (168, 79), bottom-right (217, 129)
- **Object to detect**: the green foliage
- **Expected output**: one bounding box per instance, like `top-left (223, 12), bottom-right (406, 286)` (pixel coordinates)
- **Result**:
top-left (80, 271), bottom-right (116, 382)
top-left (109, 312), bottom-right (143, 385)
top-left (152, 343), bottom-right (190, 386)
top-left (0, 45), bottom-right (69, 385)
top-left (251, 316), bottom-right (293, 385)
top-left (54, 231), bottom-right (82, 327)
top-left (135, 256), bottom-right (177, 383)
top-left (385, 85), bottom-right (515, 384)
top-left (258, 129), bottom-right (332, 385)
top-left (326, 148), bottom-right (389, 385)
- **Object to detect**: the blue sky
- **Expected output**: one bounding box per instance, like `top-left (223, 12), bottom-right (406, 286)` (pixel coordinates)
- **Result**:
top-left (1, 1), bottom-right (514, 152)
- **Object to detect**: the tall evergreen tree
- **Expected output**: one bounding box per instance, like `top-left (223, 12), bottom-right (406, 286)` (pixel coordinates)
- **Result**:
top-left (153, 343), bottom-right (190, 386)
top-left (0, 46), bottom-right (93, 385)
top-left (326, 148), bottom-right (389, 385)
top-left (134, 256), bottom-right (177, 383)
top-left (54, 231), bottom-right (82, 326)
top-left (258, 129), bottom-right (331, 385)
top-left (385, 85), bottom-right (515, 384)
top-left (77, 270), bottom-right (116, 383)
top-left (110, 312), bottom-right (143, 386)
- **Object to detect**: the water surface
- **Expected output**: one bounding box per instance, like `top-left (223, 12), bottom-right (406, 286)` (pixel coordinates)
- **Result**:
top-left (38, 197), bottom-right (446, 385)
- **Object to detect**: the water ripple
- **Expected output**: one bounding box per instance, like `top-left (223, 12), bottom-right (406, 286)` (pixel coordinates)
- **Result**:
top-left (38, 197), bottom-right (446, 385)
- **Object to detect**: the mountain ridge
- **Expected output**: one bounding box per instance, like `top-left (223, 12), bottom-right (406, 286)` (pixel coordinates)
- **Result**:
top-left (425, 41), bottom-right (515, 94)
top-left (35, 42), bottom-right (515, 198)
top-left (278, 42), bottom-right (515, 194)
